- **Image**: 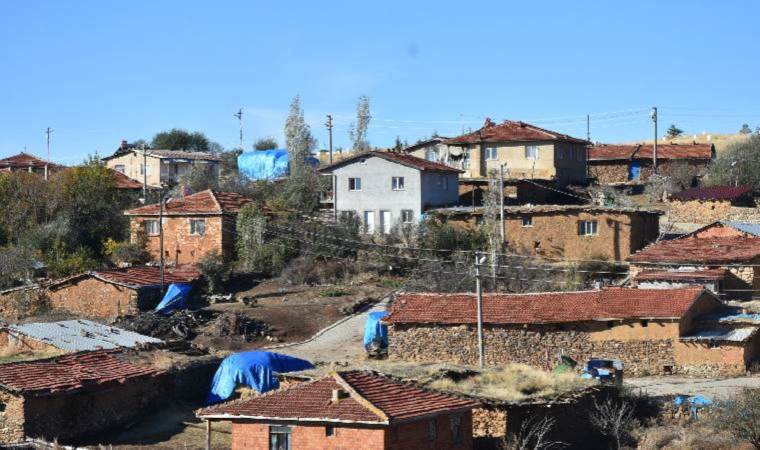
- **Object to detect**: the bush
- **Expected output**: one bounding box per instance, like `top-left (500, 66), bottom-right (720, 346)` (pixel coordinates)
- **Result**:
top-left (44, 241), bottom-right (99, 278)
top-left (712, 388), bottom-right (760, 448)
top-left (319, 287), bottom-right (352, 297)
top-left (197, 250), bottom-right (231, 293)
top-left (280, 256), bottom-right (349, 285)
top-left (103, 238), bottom-right (150, 266)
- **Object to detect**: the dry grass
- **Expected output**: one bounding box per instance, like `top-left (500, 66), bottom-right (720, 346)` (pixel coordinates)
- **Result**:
top-left (0, 345), bottom-right (63, 364)
top-left (635, 132), bottom-right (750, 155)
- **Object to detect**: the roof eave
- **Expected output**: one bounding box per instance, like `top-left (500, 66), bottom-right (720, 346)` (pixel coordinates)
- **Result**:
top-left (197, 414), bottom-right (388, 426)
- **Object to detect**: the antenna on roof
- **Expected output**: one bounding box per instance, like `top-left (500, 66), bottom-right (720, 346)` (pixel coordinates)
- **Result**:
top-left (234, 108), bottom-right (244, 150)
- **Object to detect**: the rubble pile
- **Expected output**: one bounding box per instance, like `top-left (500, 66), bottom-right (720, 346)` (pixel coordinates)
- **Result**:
top-left (116, 310), bottom-right (269, 342)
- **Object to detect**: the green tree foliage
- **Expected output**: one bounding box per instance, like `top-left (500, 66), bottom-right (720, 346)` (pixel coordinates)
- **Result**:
top-left (348, 95), bottom-right (371, 152)
top-left (236, 203), bottom-right (298, 276)
top-left (254, 138), bottom-right (278, 150)
top-left (0, 246), bottom-right (35, 289)
top-left (706, 134), bottom-right (760, 189)
top-left (666, 124), bottom-right (683, 139)
top-left (151, 128), bottom-right (212, 152)
top-left (284, 95), bottom-right (316, 176)
top-left (713, 388), bottom-right (760, 448)
top-left (175, 163), bottom-right (219, 194)
top-left (740, 124), bottom-right (753, 134)
top-left (0, 172), bottom-right (55, 246)
top-left (196, 250), bottom-right (231, 293)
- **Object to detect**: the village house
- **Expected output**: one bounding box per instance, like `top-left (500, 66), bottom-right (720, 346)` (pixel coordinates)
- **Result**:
top-left (402, 137), bottom-right (453, 163)
top-left (384, 288), bottom-right (760, 376)
top-left (102, 142), bottom-right (221, 188)
top-left (125, 189), bottom-right (254, 265)
top-left (682, 220), bottom-right (760, 239)
top-left (628, 236), bottom-right (760, 300)
top-left (319, 151), bottom-right (461, 233)
top-left (0, 350), bottom-right (163, 446)
top-left (588, 143), bottom-right (715, 184)
top-left (46, 265), bottom-right (200, 319)
top-left (666, 185), bottom-right (757, 225)
top-left (197, 370), bottom-right (478, 450)
top-left (0, 152), bottom-right (65, 178)
top-left (431, 204), bottom-right (660, 261)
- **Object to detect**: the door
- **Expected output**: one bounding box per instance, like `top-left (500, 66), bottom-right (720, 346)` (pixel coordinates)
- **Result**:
top-left (380, 210), bottom-right (392, 234)
top-left (364, 211), bottom-right (375, 234)
top-left (628, 161), bottom-right (641, 180)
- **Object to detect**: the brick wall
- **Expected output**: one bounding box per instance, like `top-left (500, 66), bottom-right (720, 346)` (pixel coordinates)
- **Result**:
top-left (48, 277), bottom-right (139, 319)
top-left (0, 330), bottom-right (60, 355)
top-left (130, 215), bottom-right (226, 265)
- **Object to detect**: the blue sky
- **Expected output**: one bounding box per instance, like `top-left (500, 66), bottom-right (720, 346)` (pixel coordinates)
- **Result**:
top-left (2, 1), bottom-right (759, 164)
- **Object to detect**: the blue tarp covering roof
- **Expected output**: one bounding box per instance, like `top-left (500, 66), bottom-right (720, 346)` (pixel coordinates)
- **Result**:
top-left (154, 283), bottom-right (192, 315)
top-left (206, 351), bottom-right (315, 404)
top-left (363, 311), bottom-right (389, 349)
top-left (237, 149), bottom-right (319, 181)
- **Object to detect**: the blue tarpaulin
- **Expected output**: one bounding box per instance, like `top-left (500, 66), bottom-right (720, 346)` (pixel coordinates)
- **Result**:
top-left (237, 149), bottom-right (319, 181)
top-left (674, 395), bottom-right (713, 419)
top-left (206, 351), bottom-right (315, 404)
top-left (154, 283), bottom-right (192, 315)
top-left (363, 311), bottom-right (389, 349)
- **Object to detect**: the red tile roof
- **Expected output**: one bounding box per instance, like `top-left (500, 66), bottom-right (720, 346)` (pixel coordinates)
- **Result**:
top-left (669, 185), bottom-right (752, 201)
top-left (385, 288), bottom-right (708, 325)
top-left (0, 350), bottom-right (161, 396)
top-left (635, 269), bottom-right (727, 281)
top-left (102, 149), bottom-right (221, 162)
top-left (588, 143), bottom-right (714, 161)
top-left (125, 190), bottom-right (254, 216)
top-left (0, 152), bottom-right (65, 170)
top-left (628, 237), bottom-right (760, 264)
top-left (198, 371), bottom-right (477, 424)
top-left (319, 151), bottom-right (463, 173)
top-left (445, 119), bottom-right (588, 145)
top-left (50, 265), bottom-right (200, 290)
top-left (110, 169), bottom-right (144, 190)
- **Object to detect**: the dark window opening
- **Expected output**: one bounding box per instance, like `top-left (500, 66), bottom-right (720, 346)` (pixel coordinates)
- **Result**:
top-left (269, 425), bottom-right (292, 450)
top-left (640, 320), bottom-right (649, 327)
top-left (325, 425), bottom-right (334, 437)
top-left (663, 365), bottom-right (674, 375)
top-left (607, 321), bottom-right (614, 329)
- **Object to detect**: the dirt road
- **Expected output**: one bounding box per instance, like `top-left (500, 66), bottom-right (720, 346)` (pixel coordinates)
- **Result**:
top-left (626, 375), bottom-right (760, 399)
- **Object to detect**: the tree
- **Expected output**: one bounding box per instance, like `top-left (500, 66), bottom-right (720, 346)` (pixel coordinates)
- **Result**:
top-left (254, 138), bottom-right (278, 150)
top-left (706, 134), bottom-right (760, 189)
top-left (348, 95), bottom-right (371, 152)
top-left (284, 95), bottom-right (316, 177)
top-left (174, 163), bottom-right (219, 194)
top-left (151, 129), bottom-right (211, 152)
top-left (741, 124), bottom-right (753, 134)
top-left (196, 250), bottom-right (231, 293)
top-left (666, 124), bottom-right (683, 139)
top-left (713, 388), bottom-right (760, 448)
top-left (589, 397), bottom-right (636, 450)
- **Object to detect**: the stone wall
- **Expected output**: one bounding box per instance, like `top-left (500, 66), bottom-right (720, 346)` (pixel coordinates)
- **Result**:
top-left (588, 162), bottom-right (630, 184)
top-left (47, 278), bottom-right (163, 320)
top-left (666, 199), bottom-right (733, 224)
top-left (130, 215), bottom-right (226, 265)
top-left (0, 391), bottom-right (25, 445)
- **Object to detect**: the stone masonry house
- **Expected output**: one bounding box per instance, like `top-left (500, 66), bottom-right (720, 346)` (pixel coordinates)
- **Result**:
top-left (431, 204), bottom-right (660, 261)
top-left (319, 151), bottom-right (461, 234)
top-left (385, 288), bottom-right (760, 376)
top-left (444, 119), bottom-right (589, 185)
top-left (588, 143), bottom-right (714, 184)
top-left (102, 144), bottom-right (221, 188)
top-left (629, 236), bottom-right (760, 300)
top-left (125, 190), bottom-right (254, 265)
top-left (46, 265), bottom-right (200, 319)
top-left (0, 152), bottom-right (65, 178)
top-left (198, 370), bottom-right (478, 450)
top-left (0, 350), bottom-right (162, 446)
top-left (667, 185), bottom-right (755, 225)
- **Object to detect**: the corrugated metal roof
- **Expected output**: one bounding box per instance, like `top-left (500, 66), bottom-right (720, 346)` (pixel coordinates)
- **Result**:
top-left (723, 221), bottom-right (760, 237)
top-left (7, 320), bottom-right (162, 352)
top-left (681, 327), bottom-right (758, 342)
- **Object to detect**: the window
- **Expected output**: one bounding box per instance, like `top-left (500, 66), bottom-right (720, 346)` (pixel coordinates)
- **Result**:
top-left (189, 219), bottom-right (205, 236)
top-left (450, 415), bottom-right (463, 444)
top-left (425, 149), bottom-right (438, 162)
top-left (485, 147), bottom-right (498, 160)
top-left (363, 211), bottom-right (375, 234)
top-left (392, 176), bottom-right (405, 190)
top-left (140, 164), bottom-right (151, 176)
top-left (556, 148), bottom-right (563, 160)
top-left (525, 145), bottom-right (539, 160)
top-left (114, 164), bottom-right (125, 173)
top-left (578, 220), bottom-right (598, 236)
top-left (325, 426), bottom-right (335, 437)
top-left (401, 209), bottom-right (414, 224)
top-left (427, 418), bottom-right (437, 440)
top-left (462, 149), bottom-right (471, 169)
top-left (521, 216), bottom-right (533, 227)
top-left (269, 425), bottom-right (292, 450)
top-left (144, 220), bottom-right (159, 236)
top-left (348, 177), bottom-right (361, 191)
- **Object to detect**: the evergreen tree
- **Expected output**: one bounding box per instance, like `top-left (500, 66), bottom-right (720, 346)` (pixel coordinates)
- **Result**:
top-left (666, 124), bottom-right (683, 139)
top-left (348, 95), bottom-right (371, 152)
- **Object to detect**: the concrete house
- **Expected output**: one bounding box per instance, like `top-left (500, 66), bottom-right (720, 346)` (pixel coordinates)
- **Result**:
top-left (319, 152), bottom-right (461, 233)
top-left (588, 143), bottom-right (715, 184)
top-left (385, 288), bottom-right (759, 376)
top-left (102, 143), bottom-right (221, 188)
top-left (198, 370), bottom-right (478, 450)
top-left (443, 119), bottom-right (589, 185)
top-left (125, 190), bottom-right (254, 265)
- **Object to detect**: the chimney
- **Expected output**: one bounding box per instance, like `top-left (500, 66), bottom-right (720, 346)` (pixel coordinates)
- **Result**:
top-left (331, 388), bottom-right (349, 403)
top-left (120, 139), bottom-right (127, 150)
top-left (483, 118), bottom-right (495, 128)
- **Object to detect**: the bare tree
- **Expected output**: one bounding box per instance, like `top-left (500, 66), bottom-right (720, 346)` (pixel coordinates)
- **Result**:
top-left (501, 416), bottom-right (567, 450)
top-left (713, 388), bottom-right (760, 449)
top-left (348, 95), bottom-right (371, 152)
top-left (284, 95), bottom-right (316, 177)
top-left (589, 397), bottom-right (636, 450)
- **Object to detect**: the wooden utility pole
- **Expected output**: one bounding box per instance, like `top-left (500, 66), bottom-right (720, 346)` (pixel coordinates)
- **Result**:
top-left (325, 115), bottom-right (334, 164)
top-left (499, 164), bottom-right (506, 243)
top-left (141, 144), bottom-right (148, 202)
top-left (234, 108), bottom-right (244, 149)
top-left (44, 127), bottom-right (53, 180)
top-left (474, 252), bottom-right (485, 368)
top-left (651, 106), bottom-right (658, 173)
top-left (159, 186), bottom-right (166, 293)
top-left (586, 114), bottom-right (590, 142)
top-left (205, 420), bottom-right (211, 450)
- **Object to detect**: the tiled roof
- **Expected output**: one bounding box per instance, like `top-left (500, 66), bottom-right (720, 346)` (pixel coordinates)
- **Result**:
top-left (103, 149), bottom-right (221, 162)
top-left (431, 204), bottom-right (662, 216)
top-left (669, 185), bottom-right (752, 201)
top-left (445, 119), bottom-right (588, 145)
top-left (124, 190), bottom-right (254, 215)
top-left (110, 169), bottom-right (144, 189)
top-left (50, 265), bottom-right (200, 290)
top-left (588, 143), bottom-right (714, 161)
top-left (385, 288), bottom-right (708, 325)
top-left (679, 221), bottom-right (760, 239)
top-left (0, 350), bottom-right (161, 396)
top-left (628, 237), bottom-right (760, 264)
top-left (635, 269), bottom-right (727, 281)
top-left (319, 151), bottom-right (463, 173)
top-left (198, 370), bottom-right (477, 424)
top-left (0, 152), bottom-right (65, 170)
top-left (6, 320), bottom-right (162, 352)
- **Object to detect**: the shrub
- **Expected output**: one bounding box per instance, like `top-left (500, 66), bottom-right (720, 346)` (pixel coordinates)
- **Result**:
top-left (712, 388), bottom-right (760, 448)
top-left (589, 396), bottom-right (637, 450)
top-left (44, 242), bottom-right (99, 278)
top-left (197, 250), bottom-right (231, 293)
top-left (319, 287), bottom-right (351, 297)
top-left (103, 238), bottom-right (150, 266)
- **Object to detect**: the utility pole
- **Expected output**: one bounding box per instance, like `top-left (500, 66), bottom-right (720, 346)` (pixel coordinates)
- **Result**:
top-left (44, 127), bottom-right (53, 180)
top-left (651, 107), bottom-right (658, 173)
top-left (159, 186), bottom-right (166, 293)
top-left (586, 114), bottom-right (591, 142)
top-left (234, 108), bottom-right (244, 149)
top-left (141, 144), bottom-right (148, 202)
top-left (474, 252), bottom-right (485, 368)
top-left (499, 164), bottom-right (506, 244)
top-left (325, 115), bottom-right (334, 164)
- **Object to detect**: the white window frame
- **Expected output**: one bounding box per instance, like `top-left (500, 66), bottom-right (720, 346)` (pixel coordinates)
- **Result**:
top-left (425, 149), bottom-right (438, 162)
top-left (401, 209), bottom-right (414, 224)
top-left (189, 219), bottom-right (206, 236)
top-left (348, 177), bottom-right (361, 191)
top-left (392, 176), bottom-right (405, 191)
top-left (114, 164), bottom-right (126, 173)
top-left (525, 145), bottom-right (539, 160)
top-left (140, 164), bottom-right (151, 176)
top-left (579, 220), bottom-right (598, 236)
top-left (144, 220), bottom-right (159, 236)
top-left (363, 211), bottom-right (375, 234)
top-left (521, 216), bottom-right (533, 227)
top-left (485, 147), bottom-right (498, 160)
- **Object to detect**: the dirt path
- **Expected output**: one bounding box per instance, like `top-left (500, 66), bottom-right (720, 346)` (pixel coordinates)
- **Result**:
top-left (267, 295), bottom-right (391, 364)
top-left (626, 375), bottom-right (760, 399)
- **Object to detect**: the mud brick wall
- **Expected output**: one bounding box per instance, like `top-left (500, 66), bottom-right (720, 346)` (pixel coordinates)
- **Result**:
top-left (666, 199), bottom-right (733, 224)
top-left (0, 391), bottom-right (25, 445)
top-left (130, 215), bottom-right (226, 265)
top-left (48, 278), bottom-right (139, 319)
top-left (0, 331), bottom-right (60, 354)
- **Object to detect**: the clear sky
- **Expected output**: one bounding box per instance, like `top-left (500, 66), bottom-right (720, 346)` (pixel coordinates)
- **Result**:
top-left (2, 1), bottom-right (759, 164)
